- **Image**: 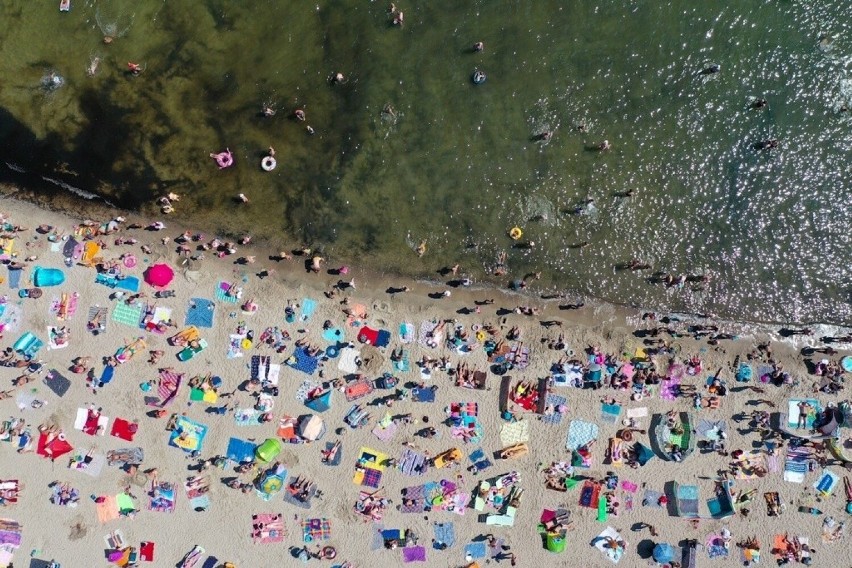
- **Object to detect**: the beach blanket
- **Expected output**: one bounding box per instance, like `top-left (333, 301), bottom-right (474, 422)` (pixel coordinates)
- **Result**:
top-left (464, 541), bottom-right (487, 560)
top-left (215, 281), bottom-right (239, 303)
top-left (579, 480), bottom-right (601, 508)
top-left (322, 327), bottom-right (344, 343)
top-left (226, 438), bottom-right (256, 464)
top-left (36, 431), bottom-right (73, 460)
top-left (676, 484), bottom-right (700, 517)
top-left (403, 546), bottom-right (426, 563)
top-left (301, 518), bottom-right (331, 542)
top-left (541, 394), bottom-right (567, 425)
top-left (601, 403), bottom-right (622, 424)
top-left (814, 469), bottom-right (840, 496)
top-left (338, 347), bottom-right (361, 374)
top-left (286, 347), bottom-right (319, 375)
top-left (642, 489), bottom-right (664, 508)
top-left (7, 266), bottom-right (22, 289)
top-left (46, 325), bottom-right (69, 350)
top-left (168, 416), bottom-right (208, 453)
top-left (418, 321), bottom-right (441, 347)
top-left (592, 527), bottom-right (625, 564)
top-left (43, 369), bottom-right (71, 397)
top-left (149, 481), bottom-right (176, 513)
top-left (96, 495), bottom-right (120, 524)
top-left (145, 369), bottom-right (182, 407)
top-left (50, 293), bottom-right (78, 321)
top-left (143, 306), bottom-right (172, 333)
top-left (74, 407), bottom-right (108, 436)
top-left (185, 298), bottom-right (215, 329)
top-left (400, 322), bottom-right (415, 344)
top-left (500, 420), bottom-right (530, 447)
top-left (86, 306), bottom-right (108, 334)
top-left (252, 513), bottom-right (286, 544)
top-left (784, 446), bottom-right (810, 483)
top-left (110, 418), bottom-right (138, 441)
top-left (184, 475), bottom-right (211, 511)
top-left (660, 375), bottom-right (681, 401)
top-left (372, 418), bottom-right (399, 442)
top-left (469, 448), bottom-right (493, 472)
top-left (0, 302), bottom-right (22, 333)
top-left (566, 420), bottom-right (600, 451)
top-left (300, 298), bottom-right (317, 321)
top-left (433, 522), bottom-right (456, 549)
top-left (345, 378), bottom-right (375, 402)
top-left (394, 349), bottom-right (411, 372)
top-left (106, 447), bottom-right (144, 467)
top-left (68, 449), bottom-right (105, 477)
top-left (111, 302), bottom-right (144, 328)
top-left (787, 398), bottom-right (819, 430)
top-left (412, 386), bottom-right (436, 402)
top-left (234, 408), bottom-right (264, 426)
top-left (400, 447), bottom-right (428, 476)
top-left (358, 326), bottom-right (391, 347)
top-left (735, 453), bottom-right (767, 480)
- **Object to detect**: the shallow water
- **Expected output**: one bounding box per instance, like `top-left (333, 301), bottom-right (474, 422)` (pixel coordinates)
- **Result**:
top-left (0, 1), bottom-right (850, 324)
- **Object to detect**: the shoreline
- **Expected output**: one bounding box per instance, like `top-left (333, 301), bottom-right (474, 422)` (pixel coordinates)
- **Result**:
top-left (1, 178), bottom-right (849, 335)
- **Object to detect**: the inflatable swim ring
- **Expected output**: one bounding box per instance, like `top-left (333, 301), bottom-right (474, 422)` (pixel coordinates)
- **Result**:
top-left (123, 255), bottom-right (137, 269)
top-left (509, 227), bottom-right (523, 240)
top-left (261, 155), bottom-right (277, 172)
top-left (472, 70), bottom-right (487, 85)
top-left (210, 148), bottom-right (234, 169)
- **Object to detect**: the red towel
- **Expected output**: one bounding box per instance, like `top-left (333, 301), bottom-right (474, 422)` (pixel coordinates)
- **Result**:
top-left (83, 409), bottom-right (101, 436)
top-left (36, 432), bottom-right (73, 460)
top-left (111, 418), bottom-right (138, 441)
top-left (140, 541), bottom-right (155, 562)
top-left (358, 327), bottom-right (379, 345)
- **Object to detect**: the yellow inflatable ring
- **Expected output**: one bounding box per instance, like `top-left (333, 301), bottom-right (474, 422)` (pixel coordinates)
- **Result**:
top-left (241, 339), bottom-right (252, 350)
top-left (509, 227), bottom-right (523, 240)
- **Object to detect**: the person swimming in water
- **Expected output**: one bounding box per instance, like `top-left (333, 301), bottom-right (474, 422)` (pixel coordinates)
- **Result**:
top-left (473, 41), bottom-right (484, 52)
top-left (751, 98), bottom-right (768, 110)
top-left (701, 63), bottom-right (721, 75)
top-left (754, 139), bottom-right (779, 151)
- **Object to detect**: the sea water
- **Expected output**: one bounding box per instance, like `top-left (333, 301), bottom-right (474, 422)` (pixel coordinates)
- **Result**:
top-left (0, 1), bottom-right (850, 324)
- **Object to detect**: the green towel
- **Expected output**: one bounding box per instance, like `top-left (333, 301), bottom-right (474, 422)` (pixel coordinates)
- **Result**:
top-left (597, 493), bottom-right (607, 522)
top-left (116, 493), bottom-right (135, 512)
top-left (669, 433), bottom-right (683, 447)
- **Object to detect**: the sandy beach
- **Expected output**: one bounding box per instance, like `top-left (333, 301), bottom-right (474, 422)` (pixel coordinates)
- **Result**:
top-left (0, 194), bottom-right (851, 568)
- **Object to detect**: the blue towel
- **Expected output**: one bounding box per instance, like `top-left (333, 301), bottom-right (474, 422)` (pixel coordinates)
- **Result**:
top-left (7, 267), bottom-right (22, 289)
top-left (287, 347), bottom-right (319, 375)
top-left (215, 281), bottom-right (239, 303)
top-left (375, 330), bottom-right (391, 348)
top-left (433, 522), bottom-right (456, 548)
top-left (100, 365), bottom-right (115, 386)
top-left (542, 395), bottom-right (567, 425)
top-left (300, 298), bottom-right (317, 321)
top-left (115, 276), bottom-right (140, 293)
top-left (185, 298), bottom-right (215, 328)
top-left (464, 542), bottom-right (487, 559)
top-left (226, 437), bottom-right (257, 463)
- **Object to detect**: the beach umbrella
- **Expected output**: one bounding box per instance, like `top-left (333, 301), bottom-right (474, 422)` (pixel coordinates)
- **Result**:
top-left (144, 263), bottom-right (174, 287)
top-left (653, 543), bottom-right (676, 564)
top-left (298, 415), bottom-right (326, 441)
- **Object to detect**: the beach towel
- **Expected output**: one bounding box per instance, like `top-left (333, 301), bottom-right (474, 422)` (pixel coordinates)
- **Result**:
top-left (286, 346), bottom-right (319, 375)
top-left (394, 349), bottom-right (411, 372)
top-left (322, 327), bottom-right (344, 343)
top-left (149, 481), bottom-right (176, 513)
top-left (252, 513), bottom-right (286, 544)
top-left (784, 445), bottom-right (809, 483)
top-left (419, 321), bottom-right (441, 347)
top-left (111, 302), bottom-right (144, 328)
top-left (36, 431), bottom-right (73, 460)
top-left (106, 447), bottom-right (144, 467)
top-left (787, 398), bottom-right (819, 430)
top-left (345, 378), bottom-right (375, 401)
top-left (0, 302), bottom-right (22, 333)
top-left (579, 480), bottom-right (601, 508)
top-left (814, 469), bottom-right (840, 496)
top-left (706, 534), bottom-right (730, 558)
top-left (592, 527), bottom-right (625, 564)
top-left (86, 306), bottom-right (108, 334)
top-left (500, 420), bottom-right (530, 447)
top-left (642, 489), bottom-right (664, 508)
top-left (145, 369), bottom-right (183, 407)
top-left (301, 518), bottom-right (331, 542)
top-left (412, 386), bottom-right (435, 402)
top-left (400, 322), bottom-right (415, 344)
top-left (400, 447), bottom-right (428, 476)
top-left (541, 394), bottom-right (567, 425)
top-left (96, 495), bottom-right (120, 524)
top-left (43, 369), bottom-right (71, 397)
top-left (735, 453), bottom-right (767, 480)
top-left (372, 419), bottom-right (399, 442)
top-left (403, 546), bottom-right (426, 563)
top-left (215, 281), bottom-right (239, 303)
top-left (7, 266), bottom-right (22, 289)
top-left (464, 542), bottom-right (487, 560)
top-left (168, 416), bottom-right (208, 453)
top-left (300, 298), bottom-right (317, 321)
top-left (601, 403), bottom-right (622, 424)
top-left (184, 475), bottom-right (211, 511)
top-left (660, 375), bottom-right (681, 400)
top-left (226, 438), bottom-right (256, 464)
top-left (433, 522), bottom-right (456, 549)
top-left (234, 408), bottom-right (264, 426)
top-left (336, 347), bottom-right (360, 374)
top-left (185, 298), bottom-right (215, 328)
top-left (75, 407), bottom-right (109, 436)
top-left (400, 484), bottom-right (427, 513)
top-left (676, 484), bottom-right (700, 517)
top-left (110, 418), bottom-right (138, 441)
top-left (566, 420), bottom-right (600, 451)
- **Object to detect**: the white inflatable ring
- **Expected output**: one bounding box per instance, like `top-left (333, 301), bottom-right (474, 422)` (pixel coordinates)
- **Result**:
top-left (261, 156), bottom-right (277, 171)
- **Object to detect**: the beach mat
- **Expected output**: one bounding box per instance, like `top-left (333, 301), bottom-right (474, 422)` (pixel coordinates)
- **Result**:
top-left (433, 522), bottom-right (456, 548)
top-left (43, 369), bottom-right (71, 397)
top-left (111, 302), bottom-right (144, 328)
top-left (300, 298), bottom-right (317, 321)
top-left (185, 298), bottom-right (215, 328)
top-left (7, 267), bottom-right (22, 289)
top-left (215, 281), bottom-right (239, 303)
